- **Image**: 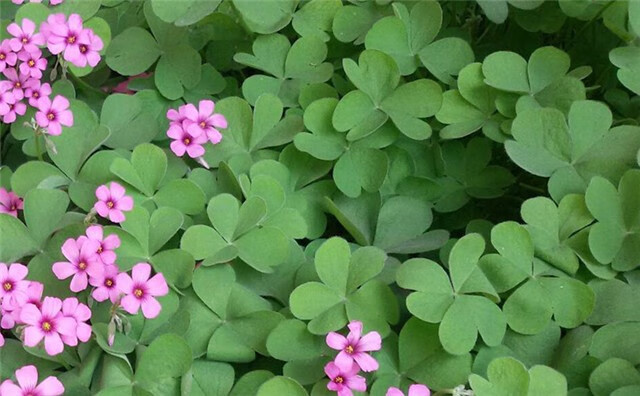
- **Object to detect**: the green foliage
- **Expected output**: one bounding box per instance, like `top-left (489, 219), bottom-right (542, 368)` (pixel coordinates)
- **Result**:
top-left (3, 0), bottom-right (640, 395)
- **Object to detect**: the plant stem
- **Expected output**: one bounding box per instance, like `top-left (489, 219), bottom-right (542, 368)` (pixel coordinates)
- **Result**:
top-left (34, 129), bottom-right (43, 161)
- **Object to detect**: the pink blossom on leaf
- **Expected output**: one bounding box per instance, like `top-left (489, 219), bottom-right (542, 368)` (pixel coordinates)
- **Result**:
top-left (18, 48), bottom-right (47, 79)
top-left (1, 67), bottom-right (29, 100)
top-left (0, 262), bottom-right (29, 310)
top-left (183, 100), bottom-right (227, 144)
top-left (43, 13), bottom-right (85, 66)
top-left (24, 80), bottom-right (51, 107)
top-left (52, 237), bottom-right (102, 292)
top-left (20, 296), bottom-right (76, 355)
top-left (168, 122), bottom-right (208, 158)
top-left (325, 359), bottom-right (367, 396)
top-left (7, 18), bottom-right (44, 54)
top-left (117, 263), bottom-right (168, 319)
top-left (326, 320), bottom-right (382, 372)
top-left (386, 385), bottom-right (431, 396)
top-left (75, 29), bottom-right (103, 68)
top-left (0, 365), bottom-right (64, 396)
top-left (84, 225), bottom-right (120, 265)
top-left (94, 182), bottom-right (133, 223)
top-left (0, 39), bottom-right (18, 72)
top-left (60, 297), bottom-right (92, 346)
top-left (0, 187), bottom-right (24, 217)
top-left (35, 95), bottom-right (74, 136)
top-left (90, 264), bottom-right (120, 304)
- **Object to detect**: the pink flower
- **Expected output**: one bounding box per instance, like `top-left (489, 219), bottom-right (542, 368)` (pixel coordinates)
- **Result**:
top-left (325, 359), bottom-right (367, 396)
top-left (94, 182), bottom-right (134, 223)
top-left (20, 296), bottom-right (76, 355)
top-left (0, 187), bottom-right (24, 217)
top-left (0, 39), bottom-right (18, 72)
top-left (1, 67), bottom-right (29, 100)
top-left (52, 237), bottom-right (102, 292)
top-left (117, 263), bottom-right (168, 319)
top-left (0, 97), bottom-right (27, 123)
top-left (167, 122), bottom-right (208, 158)
top-left (0, 329), bottom-right (3, 347)
top-left (89, 264), bottom-right (120, 303)
top-left (1, 305), bottom-right (17, 329)
top-left (44, 13), bottom-right (86, 66)
top-left (24, 80), bottom-right (51, 107)
top-left (60, 297), bottom-right (92, 346)
top-left (0, 365), bottom-right (64, 396)
top-left (386, 385), bottom-right (431, 396)
top-left (166, 103), bottom-right (189, 126)
top-left (326, 320), bottom-right (382, 372)
top-left (84, 225), bottom-right (120, 265)
top-left (18, 48), bottom-right (47, 79)
top-left (35, 95), bottom-right (74, 136)
top-left (75, 29), bottom-right (103, 68)
top-left (11, 281), bottom-right (44, 326)
top-left (50, 0), bottom-right (64, 5)
top-left (7, 19), bottom-right (44, 54)
top-left (183, 100), bottom-right (227, 144)
top-left (0, 262), bottom-right (29, 310)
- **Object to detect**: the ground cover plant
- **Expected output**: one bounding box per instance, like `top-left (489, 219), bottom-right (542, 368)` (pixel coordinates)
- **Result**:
top-left (0, 0), bottom-right (640, 395)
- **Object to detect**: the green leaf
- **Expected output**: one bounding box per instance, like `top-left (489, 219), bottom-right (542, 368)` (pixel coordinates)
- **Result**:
top-left (0, 214), bottom-right (39, 262)
top-left (588, 358), bottom-right (640, 396)
top-left (101, 94), bottom-right (160, 150)
top-left (256, 377), bottom-right (308, 396)
top-left (23, 189), bottom-right (69, 247)
top-left (135, 334), bottom-right (192, 391)
top-left (186, 360), bottom-right (234, 396)
top-left (154, 179), bottom-right (206, 215)
top-left (232, 0), bottom-right (296, 34)
top-left (150, 0), bottom-right (222, 26)
top-left (106, 27), bottom-right (161, 76)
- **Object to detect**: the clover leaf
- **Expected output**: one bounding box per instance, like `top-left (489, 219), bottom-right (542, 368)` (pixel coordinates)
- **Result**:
top-left (334, 50), bottom-right (442, 140)
top-left (397, 234), bottom-right (505, 355)
top-left (610, 46), bottom-right (640, 95)
top-left (585, 169), bottom-right (640, 271)
top-left (181, 193), bottom-right (290, 272)
top-left (187, 265), bottom-right (285, 362)
top-left (479, 222), bottom-right (595, 334)
top-left (521, 194), bottom-right (593, 275)
top-left (289, 237), bottom-right (398, 336)
top-left (587, 278), bottom-right (640, 325)
top-left (245, 158), bottom-right (335, 239)
top-left (370, 318), bottom-right (471, 393)
top-left (469, 356), bottom-right (567, 396)
top-left (505, 100), bottom-right (640, 201)
top-left (150, 0), bottom-right (221, 26)
top-left (232, 0), bottom-right (296, 34)
top-left (365, 1), bottom-right (474, 81)
top-left (294, 97), bottom-right (396, 197)
top-left (203, 94), bottom-right (304, 173)
top-left (325, 192), bottom-right (449, 254)
top-left (482, 46), bottom-right (585, 114)
top-left (435, 63), bottom-right (507, 141)
top-left (234, 34), bottom-right (333, 106)
top-left (292, 0), bottom-right (343, 42)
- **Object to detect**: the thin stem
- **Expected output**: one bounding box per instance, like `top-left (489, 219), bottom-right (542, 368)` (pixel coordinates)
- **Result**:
top-left (518, 182), bottom-right (546, 195)
top-left (34, 128), bottom-right (43, 161)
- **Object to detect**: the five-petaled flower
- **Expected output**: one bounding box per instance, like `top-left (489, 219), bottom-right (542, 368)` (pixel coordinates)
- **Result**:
top-left (324, 359), bottom-right (367, 396)
top-left (0, 262), bottom-right (29, 310)
top-left (0, 365), bottom-right (64, 396)
top-left (94, 182), bottom-right (134, 223)
top-left (117, 263), bottom-right (169, 319)
top-left (20, 296), bottom-right (76, 355)
top-left (52, 237), bottom-right (103, 292)
top-left (326, 320), bottom-right (382, 372)
top-left (35, 94), bottom-right (74, 136)
top-left (0, 188), bottom-right (24, 217)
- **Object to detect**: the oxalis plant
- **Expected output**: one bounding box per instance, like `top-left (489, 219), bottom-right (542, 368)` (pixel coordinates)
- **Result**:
top-left (0, 0), bottom-right (639, 395)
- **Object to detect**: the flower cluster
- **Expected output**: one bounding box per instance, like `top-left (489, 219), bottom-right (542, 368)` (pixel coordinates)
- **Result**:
top-left (166, 99), bottom-right (227, 166)
top-left (1, 12), bottom-right (103, 138)
top-left (324, 321), bottom-right (431, 396)
top-left (0, 262), bottom-right (91, 355)
top-left (0, 188), bottom-right (24, 218)
top-left (0, 365), bottom-right (64, 396)
top-left (52, 225), bottom-right (168, 320)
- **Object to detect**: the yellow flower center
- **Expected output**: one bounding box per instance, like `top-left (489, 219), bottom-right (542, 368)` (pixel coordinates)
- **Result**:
top-left (97, 246), bottom-right (103, 253)
top-left (42, 321), bottom-right (52, 331)
top-left (21, 37), bottom-right (28, 44)
top-left (80, 45), bottom-right (87, 54)
top-left (134, 288), bottom-right (143, 298)
top-left (3, 282), bottom-right (12, 291)
top-left (106, 201), bottom-right (114, 208)
top-left (335, 376), bottom-right (344, 384)
top-left (199, 121), bottom-right (206, 128)
top-left (67, 36), bottom-right (76, 44)
top-left (47, 112), bottom-right (55, 120)
top-left (15, 82), bottom-right (21, 88)
top-left (0, 54), bottom-right (5, 60)
top-left (78, 262), bottom-right (87, 270)
top-left (105, 279), bottom-right (113, 287)
top-left (184, 138), bottom-right (191, 145)
top-left (33, 92), bottom-right (39, 98)
top-left (28, 60), bottom-right (35, 67)
top-left (345, 345), bottom-right (354, 354)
